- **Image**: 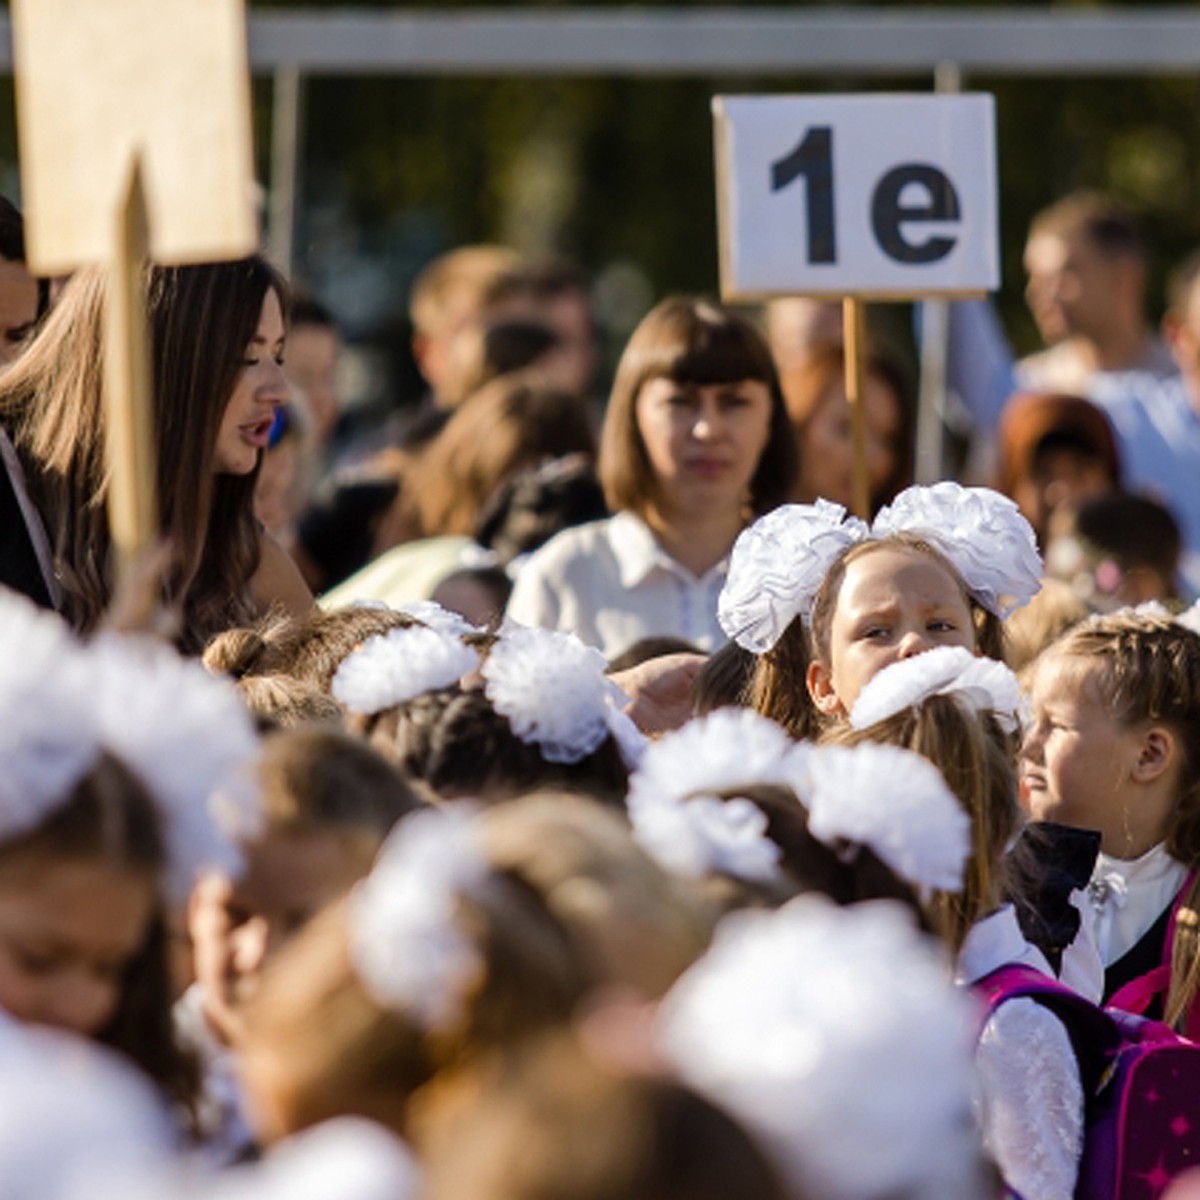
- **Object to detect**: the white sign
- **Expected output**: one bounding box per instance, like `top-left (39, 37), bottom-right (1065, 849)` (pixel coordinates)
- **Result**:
top-left (12, 0), bottom-right (257, 274)
top-left (713, 94), bottom-right (999, 299)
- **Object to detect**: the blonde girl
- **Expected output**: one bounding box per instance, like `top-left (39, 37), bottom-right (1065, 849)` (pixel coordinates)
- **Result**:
top-left (717, 482), bottom-right (1041, 738)
top-left (1021, 609), bottom-right (1200, 1035)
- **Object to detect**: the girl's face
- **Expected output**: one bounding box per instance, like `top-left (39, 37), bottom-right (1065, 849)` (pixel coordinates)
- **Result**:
top-left (1020, 654), bottom-right (1176, 858)
top-left (807, 545), bottom-right (976, 719)
top-left (214, 289), bottom-right (289, 476)
top-left (796, 375), bottom-right (901, 509)
top-left (189, 827), bottom-right (375, 1046)
top-left (0, 856), bottom-right (155, 1037)
top-left (634, 376), bottom-right (772, 519)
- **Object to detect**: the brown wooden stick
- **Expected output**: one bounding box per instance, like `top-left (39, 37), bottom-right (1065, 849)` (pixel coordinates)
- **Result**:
top-left (102, 153), bottom-right (159, 586)
top-left (843, 295), bottom-right (870, 520)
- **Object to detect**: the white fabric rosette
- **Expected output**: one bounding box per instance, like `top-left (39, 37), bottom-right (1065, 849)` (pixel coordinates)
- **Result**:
top-left (659, 896), bottom-right (981, 1200)
top-left (872, 482), bottom-right (1042, 618)
top-left (718, 500), bottom-right (868, 653)
top-left (804, 743), bottom-right (970, 894)
top-left (332, 626), bottom-right (481, 715)
top-left (86, 635), bottom-right (263, 903)
top-left (0, 591), bottom-right (103, 843)
top-left (394, 600), bottom-right (485, 638)
top-left (849, 646), bottom-right (1023, 735)
top-left (625, 709), bottom-right (800, 884)
top-left (349, 807), bottom-right (488, 1032)
top-left (482, 624), bottom-right (614, 764)
top-left (631, 793), bottom-right (783, 885)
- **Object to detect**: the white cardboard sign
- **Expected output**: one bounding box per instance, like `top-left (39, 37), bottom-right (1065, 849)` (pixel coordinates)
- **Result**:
top-left (12, 0), bottom-right (257, 274)
top-left (714, 94), bottom-right (999, 299)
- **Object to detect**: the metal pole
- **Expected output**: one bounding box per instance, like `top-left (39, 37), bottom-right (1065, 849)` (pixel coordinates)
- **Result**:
top-left (267, 64), bottom-right (303, 277)
top-left (914, 59), bottom-right (961, 483)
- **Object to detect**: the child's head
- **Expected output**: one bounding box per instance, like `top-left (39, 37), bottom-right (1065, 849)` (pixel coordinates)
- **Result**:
top-left (1021, 611), bottom-right (1200, 861)
top-left (823, 679), bottom-right (1021, 953)
top-left (336, 624), bottom-right (634, 809)
top-left (0, 753), bottom-right (163, 1041)
top-left (0, 599), bottom-right (262, 1113)
top-left (599, 297), bottom-right (796, 521)
top-left (188, 728), bottom-right (426, 1046)
top-left (721, 486), bottom-right (1037, 738)
top-left (806, 537), bottom-right (1003, 720)
top-left (238, 808), bottom-right (593, 1142)
top-left (1046, 490), bottom-right (1182, 610)
top-left (421, 1031), bottom-right (788, 1200)
top-left (477, 794), bottom-right (712, 1000)
top-left (202, 605), bottom-right (422, 696)
top-left (690, 640), bottom-right (755, 715)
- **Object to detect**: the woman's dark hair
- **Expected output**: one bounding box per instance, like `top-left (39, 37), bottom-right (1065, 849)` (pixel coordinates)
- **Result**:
top-left (0, 256), bottom-right (287, 652)
top-left (780, 340), bottom-right (914, 513)
top-left (599, 297), bottom-right (797, 519)
top-left (690, 641), bottom-right (755, 716)
top-left (0, 753), bottom-right (199, 1117)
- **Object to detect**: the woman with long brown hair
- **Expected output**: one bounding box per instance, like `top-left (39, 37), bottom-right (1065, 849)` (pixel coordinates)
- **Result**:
top-left (0, 256), bottom-right (312, 652)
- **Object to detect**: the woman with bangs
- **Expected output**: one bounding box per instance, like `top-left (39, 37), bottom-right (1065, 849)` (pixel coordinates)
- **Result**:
top-left (507, 297), bottom-right (796, 660)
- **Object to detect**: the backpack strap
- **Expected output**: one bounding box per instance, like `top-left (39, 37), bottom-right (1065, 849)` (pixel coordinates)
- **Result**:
top-left (1108, 869), bottom-right (1200, 1038)
top-left (976, 964), bottom-right (1121, 1094)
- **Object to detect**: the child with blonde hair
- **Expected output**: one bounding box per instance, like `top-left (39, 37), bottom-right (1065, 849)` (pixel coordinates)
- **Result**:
top-left (718, 482), bottom-right (1041, 737)
top-left (1021, 609), bottom-right (1200, 1034)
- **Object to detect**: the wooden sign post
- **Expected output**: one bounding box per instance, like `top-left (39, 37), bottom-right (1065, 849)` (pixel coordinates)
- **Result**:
top-left (11, 0), bottom-right (258, 581)
top-left (714, 93), bottom-right (999, 519)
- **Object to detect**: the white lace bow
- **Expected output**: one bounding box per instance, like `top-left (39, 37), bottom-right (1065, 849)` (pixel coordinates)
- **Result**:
top-left (718, 483), bottom-right (1043, 654)
top-left (659, 896), bottom-right (981, 1200)
top-left (349, 807), bottom-right (489, 1031)
top-left (626, 709), bottom-right (800, 884)
top-left (804, 743), bottom-right (971, 894)
top-left (482, 624), bottom-right (619, 764)
top-left (332, 626), bottom-right (481, 715)
top-left (849, 646), bottom-right (1023, 734)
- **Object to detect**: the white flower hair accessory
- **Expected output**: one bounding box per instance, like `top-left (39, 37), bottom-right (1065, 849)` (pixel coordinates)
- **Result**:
top-left (626, 709), bottom-right (800, 885)
top-left (631, 793), bottom-right (782, 885)
top-left (659, 897), bottom-right (981, 1200)
top-left (350, 807), bottom-right (489, 1032)
top-left (482, 625), bottom-right (615, 764)
top-left (872, 482), bottom-right (1042, 618)
top-left (85, 635), bottom-right (263, 904)
top-left (0, 590), bottom-right (103, 844)
top-left (394, 600), bottom-right (485, 638)
top-left (332, 626), bottom-right (481, 715)
top-left (804, 743), bottom-right (970, 894)
top-left (718, 501), bottom-right (868, 653)
top-left (849, 645), bottom-right (1023, 735)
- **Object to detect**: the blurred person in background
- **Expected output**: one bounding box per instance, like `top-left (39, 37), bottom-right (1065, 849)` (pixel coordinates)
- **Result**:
top-left (507, 296), bottom-right (796, 661)
top-left (993, 391), bottom-right (1120, 547)
top-left (779, 341), bottom-right (913, 517)
top-left (1020, 191), bottom-right (1176, 393)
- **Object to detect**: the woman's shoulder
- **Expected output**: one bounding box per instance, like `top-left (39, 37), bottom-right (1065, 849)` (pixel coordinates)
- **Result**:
top-left (249, 530), bottom-right (316, 622)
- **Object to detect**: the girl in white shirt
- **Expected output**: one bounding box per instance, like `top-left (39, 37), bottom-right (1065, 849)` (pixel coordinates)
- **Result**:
top-left (507, 297), bottom-right (797, 660)
top-left (1021, 608), bottom-right (1200, 1037)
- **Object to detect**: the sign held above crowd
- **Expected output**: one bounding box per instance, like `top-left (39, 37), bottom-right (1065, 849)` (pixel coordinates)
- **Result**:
top-left (11, 0), bottom-right (257, 575)
top-left (713, 93), bottom-right (999, 516)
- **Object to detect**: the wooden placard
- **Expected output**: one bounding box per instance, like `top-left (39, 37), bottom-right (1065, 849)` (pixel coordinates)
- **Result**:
top-left (12, 0), bottom-right (257, 274)
top-left (713, 93), bottom-right (999, 301)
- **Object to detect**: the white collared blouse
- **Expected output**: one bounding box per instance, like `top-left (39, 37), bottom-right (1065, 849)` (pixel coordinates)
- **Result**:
top-left (505, 511), bottom-right (729, 661)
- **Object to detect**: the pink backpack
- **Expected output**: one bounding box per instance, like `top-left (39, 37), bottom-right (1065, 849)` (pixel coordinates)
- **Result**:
top-left (978, 964), bottom-right (1200, 1200)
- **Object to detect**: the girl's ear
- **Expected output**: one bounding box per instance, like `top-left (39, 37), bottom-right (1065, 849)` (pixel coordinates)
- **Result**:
top-left (806, 659), bottom-right (844, 717)
top-left (1131, 726), bottom-right (1176, 785)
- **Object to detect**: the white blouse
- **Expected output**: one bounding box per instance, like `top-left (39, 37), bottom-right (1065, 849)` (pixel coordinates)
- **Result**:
top-left (505, 511), bottom-right (730, 661)
top-left (1084, 841), bottom-right (1188, 968)
top-left (958, 906), bottom-right (1085, 1200)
